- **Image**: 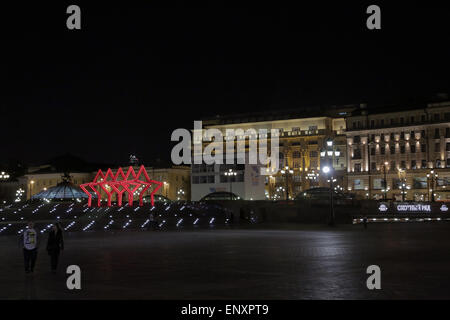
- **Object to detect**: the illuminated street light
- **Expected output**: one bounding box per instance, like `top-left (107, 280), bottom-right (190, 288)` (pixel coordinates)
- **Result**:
top-left (0, 172), bottom-right (10, 180)
top-left (280, 166), bottom-right (294, 200)
top-left (427, 170), bottom-right (438, 202)
top-left (224, 168), bottom-right (237, 200)
top-left (320, 137), bottom-right (341, 226)
top-left (382, 161), bottom-right (389, 200)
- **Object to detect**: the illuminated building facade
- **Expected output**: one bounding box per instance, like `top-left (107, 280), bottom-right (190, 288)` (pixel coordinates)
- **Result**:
top-left (346, 100), bottom-right (450, 201)
top-left (192, 106), bottom-right (352, 200)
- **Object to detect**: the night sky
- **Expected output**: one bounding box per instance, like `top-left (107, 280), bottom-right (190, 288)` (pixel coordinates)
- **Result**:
top-left (1, 2), bottom-right (450, 167)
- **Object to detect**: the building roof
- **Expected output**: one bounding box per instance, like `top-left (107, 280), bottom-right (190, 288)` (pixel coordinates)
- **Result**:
top-left (202, 104), bottom-right (361, 126)
top-left (31, 181), bottom-right (95, 200)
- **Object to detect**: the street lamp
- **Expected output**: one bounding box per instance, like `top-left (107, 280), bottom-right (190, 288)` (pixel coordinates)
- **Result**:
top-left (29, 180), bottom-right (34, 199)
top-left (177, 188), bottom-right (185, 201)
top-left (163, 181), bottom-right (169, 198)
top-left (0, 172), bottom-right (10, 180)
top-left (224, 169), bottom-right (237, 200)
top-left (320, 138), bottom-right (341, 226)
top-left (427, 170), bottom-right (438, 202)
top-left (322, 165), bottom-right (336, 226)
top-left (15, 188), bottom-right (25, 202)
top-left (382, 161), bottom-right (388, 200)
top-left (320, 139), bottom-right (341, 168)
top-left (280, 166), bottom-right (294, 200)
top-left (306, 170), bottom-right (320, 187)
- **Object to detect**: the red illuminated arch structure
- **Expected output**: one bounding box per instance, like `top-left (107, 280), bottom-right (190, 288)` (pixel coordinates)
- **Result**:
top-left (80, 165), bottom-right (163, 207)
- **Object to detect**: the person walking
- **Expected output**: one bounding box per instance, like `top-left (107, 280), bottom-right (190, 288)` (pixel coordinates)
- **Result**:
top-left (46, 223), bottom-right (64, 273)
top-left (363, 216), bottom-right (368, 229)
top-left (19, 221), bottom-right (39, 274)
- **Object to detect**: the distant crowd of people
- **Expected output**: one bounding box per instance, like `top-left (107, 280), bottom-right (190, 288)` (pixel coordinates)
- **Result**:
top-left (19, 221), bottom-right (64, 274)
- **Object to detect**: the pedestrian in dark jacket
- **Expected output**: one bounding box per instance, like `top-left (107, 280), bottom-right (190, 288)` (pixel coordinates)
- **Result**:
top-left (363, 216), bottom-right (368, 229)
top-left (46, 223), bottom-right (64, 273)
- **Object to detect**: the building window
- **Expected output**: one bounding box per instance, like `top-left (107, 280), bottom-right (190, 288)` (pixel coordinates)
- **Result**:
top-left (192, 176), bottom-right (199, 184)
top-left (207, 175), bottom-right (215, 183)
top-left (380, 119), bottom-right (384, 126)
top-left (400, 145), bottom-right (405, 154)
top-left (411, 160), bottom-right (417, 169)
top-left (373, 178), bottom-right (384, 190)
top-left (422, 160), bottom-right (427, 169)
top-left (370, 148), bottom-right (375, 156)
top-left (434, 113), bottom-right (440, 121)
top-left (435, 143), bottom-right (440, 152)
top-left (354, 179), bottom-right (364, 190)
top-left (400, 161), bottom-right (406, 169)
top-left (436, 160), bottom-right (442, 168)
top-left (421, 115), bottom-right (426, 122)
top-left (371, 162), bottom-right (377, 171)
top-left (447, 159), bottom-right (450, 168)
top-left (353, 136), bottom-right (361, 143)
top-left (390, 145), bottom-right (395, 154)
top-left (413, 177), bottom-right (427, 189)
top-left (410, 145), bottom-right (416, 153)
top-left (392, 178), bottom-right (401, 190)
top-left (310, 151), bottom-right (318, 158)
top-left (446, 128), bottom-right (450, 138)
top-left (447, 143), bottom-right (450, 152)
top-left (435, 128), bottom-right (440, 139)
top-left (410, 116), bottom-right (415, 123)
top-left (421, 144), bottom-right (426, 153)
top-left (293, 151), bottom-right (301, 158)
top-left (353, 148), bottom-right (362, 160)
top-left (354, 163), bottom-right (361, 172)
top-left (370, 120), bottom-right (375, 128)
top-left (380, 146), bottom-right (385, 155)
top-left (390, 161), bottom-right (396, 170)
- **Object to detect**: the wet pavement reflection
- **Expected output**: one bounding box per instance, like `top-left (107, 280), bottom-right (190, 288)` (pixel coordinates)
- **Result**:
top-left (1, 223), bottom-right (450, 299)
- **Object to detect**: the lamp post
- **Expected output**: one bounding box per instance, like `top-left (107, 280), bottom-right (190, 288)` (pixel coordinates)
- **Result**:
top-left (29, 180), bottom-right (34, 200)
top-left (427, 170), bottom-right (438, 202)
top-left (280, 166), bottom-right (294, 200)
top-left (0, 172), bottom-right (10, 180)
top-left (320, 138), bottom-right (340, 226)
top-left (400, 181), bottom-right (406, 202)
top-left (306, 170), bottom-right (320, 187)
top-left (382, 161), bottom-right (388, 200)
top-left (163, 181), bottom-right (169, 198)
top-left (322, 165), bottom-right (336, 226)
top-left (177, 188), bottom-right (185, 201)
top-left (224, 169), bottom-right (237, 200)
